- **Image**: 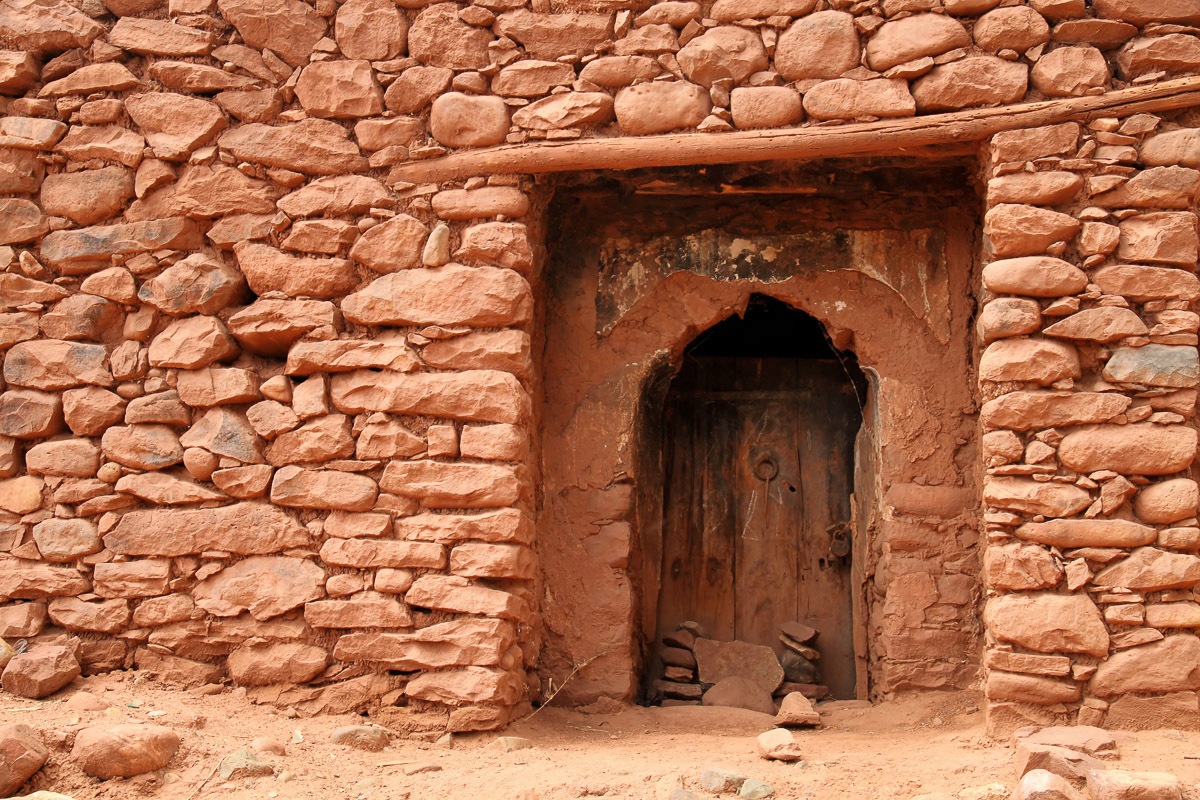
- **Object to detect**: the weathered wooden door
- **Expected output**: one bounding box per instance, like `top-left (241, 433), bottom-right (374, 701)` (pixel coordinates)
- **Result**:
top-left (658, 356), bottom-right (860, 699)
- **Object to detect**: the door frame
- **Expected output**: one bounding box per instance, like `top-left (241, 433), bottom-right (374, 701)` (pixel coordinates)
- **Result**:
top-left (635, 317), bottom-right (876, 702)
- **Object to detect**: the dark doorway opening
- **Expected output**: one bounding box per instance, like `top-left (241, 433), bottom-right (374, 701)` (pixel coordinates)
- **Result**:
top-left (654, 295), bottom-right (868, 700)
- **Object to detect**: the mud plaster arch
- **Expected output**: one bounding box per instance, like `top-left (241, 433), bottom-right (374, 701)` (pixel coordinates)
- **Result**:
top-left (536, 166), bottom-right (983, 705)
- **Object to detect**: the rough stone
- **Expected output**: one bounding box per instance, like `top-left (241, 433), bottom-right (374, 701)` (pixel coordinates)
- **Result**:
top-left (1044, 308), bottom-right (1148, 342)
top-left (47, 597), bottom-right (130, 633)
top-left (116, 472), bottom-right (227, 504)
top-left (278, 175), bottom-right (390, 218)
top-left (1, 645), bottom-right (80, 698)
top-left (986, 204), bottom-right (1080, 258)
top-left (494, 60), bottom-right (574, 97)
top-left (384, 66), bottom-right (453, 114)
top-left (0, 390), bottom-right (64, 439)
top-left (342, 265), bottom-right (530, 328)
top-left (336, 0), bottom-right (407, 61)
top-left (270, 465), bottom-right (378, 511)
top-left (430, 187), bottom-right (529, 219)
top-left (405, 574), bottom-right (525, 619)
top-left (1119, 212), bottom-right (1198, 266)
top-left (1016, 519), bottom-right (1156, 548)
top-left (985, 593), bottom-right (1109, 657)
top-left (296, 60), bottom-right (383, 119)
top-left (348, 214), bottom-right (427, 273)
top-left (775, 692), bottom-right (820, 727)
top-left (124, 93), bottom-right (226, 160)
top-left (93, 560), bottom-right (171, 598)
top-left (914, 56), bottom-right (1029, 112)
top-left (0, 561), bottom-right (90, 599)
top-left (511, 92), bottom-right (614, 131)
top-left (4, 340), bottom-right (111, 391)
top-left (320, 538), bottom-right (446, 569)
top-left (728, 87), bottom-right (803, 130)
top-left (39, 63), bottom-right (139, 98)
top-left (194, 556), bottom-right (325, 620)
top-left (404, 666), bottom-right (524, 706)
top-left (450, 542), bottom-right (536, 579)
top-left (72, 724), bottom-right (180, 779)
top-left (1143, 129), bottom-right (1200, 168)
top-left (430, 93), bottom-right (509, 148)
top-left (775, 11), bottom-right (858, 81)
top-left (701, 676), bottom-right (774, 715)
top-left (987, 172), bottom-right (1083, 207)
top-left (1091, 635), bottom-right (1200, 697)
top-left (1104, 345), bottom-right (1200, 391)
top-left (984, 542), bottom-right (1062, 590)
top-left (218, 120), bottom-right (367, 176)
top-left (233, 242), bottom-right (358, 299)
top-left (40, 167), bottom-right (134, 226)
top-left (179, 408), bottom-right (262, 463)
top-left (986, 672), bottom-right (1080, 705)
top-left (227, 642), bottom-right (327, 686)
top-left (866, 13), bottom-right (971, 71)
top-left (409, 3), bottom-right (491, 70)
top-left (975, 6), bottom-right (1050, 52)
top-left (306, 593), bottom-right (412, 628)
top-left (149, 61), bottom-right (260, 93)
top-left (693, 639), bottom-right (783, 694)
top-left (217, 0), bottom-right (325, 66)
top-left (41, 219), bottom-right (202, 271)
top-left (1116, 35), bottom-right (1200, 81)
top-left (138, 254), bottom-right (244, 316)
top-left (981, 391), bottom-right (1129, 430)
top-left (495, 9), bottom-right (609, 59)
top-left (227, 299), bottom-right (337, 356)
top-left (676, 26), bottom-right (767, 88)
top-left (1094, 547), bottom-right (1200, 591)
top-left (100, 424), bottom-right (184, 470)
top-left (1014, 770), bottom-right (1086, 800)
top-left (333, 618), bottom-right (513, 670)
top-left (1058, 424), bottom-right (1197, 475)
top-left (579, 55), bottom-right (661, 87)
top-left (803, 78), bottom-right (915, 120)
top-left (0, 723), bottom-right (48, 797)
top-left (32, 518), bottom-right (101, 562)
top-left (614, 82), bottom-right (711, 135)
top-left (379, 460), bottom-right (520, 507)
top-left (756, 728), bottom-right (802, 762)
top-left (105, 502), bottom-right (309, 556)
top-left (1135, 479), bottom-right (1199, 524)
top-left (1092, 0), bottom-right (1200, 24)
top-left (979, 339), bottom-right (1080, 384)
top-left (330, 725), bottom-right (388, 751)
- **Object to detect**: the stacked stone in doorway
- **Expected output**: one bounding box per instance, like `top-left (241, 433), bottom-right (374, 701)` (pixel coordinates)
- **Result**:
top-left (650, 620), bottom-right (831, 709)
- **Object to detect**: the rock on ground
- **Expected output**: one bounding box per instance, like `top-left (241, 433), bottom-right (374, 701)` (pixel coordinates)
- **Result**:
top-left (71, 724), bottom-right (180, 778)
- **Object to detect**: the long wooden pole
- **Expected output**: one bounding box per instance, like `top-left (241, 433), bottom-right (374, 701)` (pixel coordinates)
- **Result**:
top-left (388, 77), bottom-right (1200, 184)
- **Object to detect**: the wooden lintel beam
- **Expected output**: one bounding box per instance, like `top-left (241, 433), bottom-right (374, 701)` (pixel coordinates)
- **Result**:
top-left (388, 76), bottom-right (1200, 184)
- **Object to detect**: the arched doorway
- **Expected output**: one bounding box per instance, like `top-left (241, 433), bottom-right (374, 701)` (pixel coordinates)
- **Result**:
top-left (654, 294), bottom-right (868, 700)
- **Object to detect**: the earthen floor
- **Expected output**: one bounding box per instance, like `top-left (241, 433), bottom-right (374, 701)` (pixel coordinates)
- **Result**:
top-left (7, 674), bottom-right (1200, 800)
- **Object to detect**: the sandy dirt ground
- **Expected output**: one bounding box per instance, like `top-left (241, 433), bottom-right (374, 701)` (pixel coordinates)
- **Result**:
top-left (8, 674), bottom-right (1200, 800)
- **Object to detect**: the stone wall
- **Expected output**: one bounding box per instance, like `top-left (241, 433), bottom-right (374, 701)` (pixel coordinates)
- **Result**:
top-left (0, 0), bottom-right (1199, 731)
top-left (980, 113), bottom-right (1200, 734)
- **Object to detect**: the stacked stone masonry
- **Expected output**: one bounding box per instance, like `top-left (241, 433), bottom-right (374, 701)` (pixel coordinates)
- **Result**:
top-left (980, 114), bottom-right (1200, 734)
top-left (1, 0), bottom-right (1200, 732)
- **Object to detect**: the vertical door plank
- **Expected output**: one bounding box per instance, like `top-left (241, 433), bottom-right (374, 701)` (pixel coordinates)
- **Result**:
top-left (732, 392), bottom-right (802, 655)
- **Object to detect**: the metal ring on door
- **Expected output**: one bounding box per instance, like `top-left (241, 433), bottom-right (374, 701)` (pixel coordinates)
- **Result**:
top-left (752, 454), bottom-right (778, 481)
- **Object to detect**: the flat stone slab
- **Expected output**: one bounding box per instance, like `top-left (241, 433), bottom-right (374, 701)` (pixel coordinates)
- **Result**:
top-left (693, 639), bottom-right (783, 694)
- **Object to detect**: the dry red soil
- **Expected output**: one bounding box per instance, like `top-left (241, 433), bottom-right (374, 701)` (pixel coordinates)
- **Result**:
top-left (8, 676), bottom-right (1200, 800)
